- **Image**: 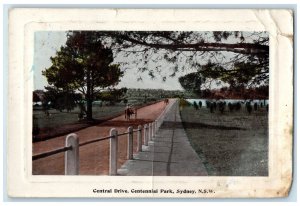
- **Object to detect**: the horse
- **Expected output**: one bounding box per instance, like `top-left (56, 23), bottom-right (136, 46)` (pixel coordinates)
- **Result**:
top-left (164, 98), bottom-right (169, 105)
top-left (125, 106), bottom-right (137, 120)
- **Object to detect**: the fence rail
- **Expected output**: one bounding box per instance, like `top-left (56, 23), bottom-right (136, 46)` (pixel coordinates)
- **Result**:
top-left (32, 146), bottom-right (72, 161)
top-left (32, 100), bottom-right (174, 175)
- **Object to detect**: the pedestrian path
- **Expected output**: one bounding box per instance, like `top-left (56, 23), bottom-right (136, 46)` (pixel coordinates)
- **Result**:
top-left (118, 99), bottom-right (208, 176)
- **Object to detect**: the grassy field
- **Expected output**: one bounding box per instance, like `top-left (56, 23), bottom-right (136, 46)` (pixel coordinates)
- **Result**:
top-left (33, 104), bottom-right (125, 129)
top-left (180, 104), bottom-right (268, 176)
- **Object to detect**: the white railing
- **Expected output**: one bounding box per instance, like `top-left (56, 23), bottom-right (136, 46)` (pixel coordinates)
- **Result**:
top-left (32, 99), bottom-right (175, 175)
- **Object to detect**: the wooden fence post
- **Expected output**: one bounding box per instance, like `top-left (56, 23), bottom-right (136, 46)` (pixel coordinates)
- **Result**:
top-left (137, 125), bottom-right (142, 152)
top-left (127, 126), bottom-right (133, 160)
top-left (148, 123), bottom-right (152, 142)
top-left (152, 122), bottom-right (154, 139)
top-left (144, 124), bottom-right (148, 146)
top-left (109, 128), bottom-right (118, 175)
top-left (65, 133), bottom-right (79, 175)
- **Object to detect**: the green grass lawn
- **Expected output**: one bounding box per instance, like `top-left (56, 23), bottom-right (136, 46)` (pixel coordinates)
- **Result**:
top-left (33, 104), bottom-right (126, 129)
top-left (180, 104), bottom-right (268, 176)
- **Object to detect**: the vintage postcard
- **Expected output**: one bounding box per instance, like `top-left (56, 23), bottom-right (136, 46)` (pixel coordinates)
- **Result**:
top-left (7, 9), bottom-right (293, 198)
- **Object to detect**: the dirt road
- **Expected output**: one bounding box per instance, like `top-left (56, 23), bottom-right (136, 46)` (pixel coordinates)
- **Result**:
top-left (32, 101), bottom-right (167, 175)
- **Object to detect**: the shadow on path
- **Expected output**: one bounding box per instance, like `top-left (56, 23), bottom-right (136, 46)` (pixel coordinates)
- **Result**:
top-left (161, 121), bottom-right (246, 130)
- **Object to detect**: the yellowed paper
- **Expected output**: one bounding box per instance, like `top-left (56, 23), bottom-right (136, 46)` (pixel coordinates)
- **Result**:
top-left (7, 8), bottom-right (293, 198)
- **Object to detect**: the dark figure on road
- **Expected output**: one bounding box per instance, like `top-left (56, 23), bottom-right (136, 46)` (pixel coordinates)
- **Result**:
top-left (228, 102), bottom-right (234, 112)
top-left (125, 105), bottom-right (137, 120)
top-left (193, 101), bottom-right (199, 110)
top-left (218, 102), bottom-right (225, 114)
top-left (206, 101), bottom-right (211, 109)
top-left (254, 102), bottom-right (258, 111)
top-left (246, 102), bottom-right (252, 114)
top-left (198, 101), bottom-right (202, 108)
top-left (213, 102), bottom-right (217, 110)
top-left (164, 98), bottom-right (169, 105)
top-left (235, 102), bottom-right (241, 111)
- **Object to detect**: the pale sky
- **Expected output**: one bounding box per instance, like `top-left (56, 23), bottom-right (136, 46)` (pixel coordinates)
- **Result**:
top-left (34, 31), bottom-right (267, 91)
top-left (33, 31), bottom-right (190, 91)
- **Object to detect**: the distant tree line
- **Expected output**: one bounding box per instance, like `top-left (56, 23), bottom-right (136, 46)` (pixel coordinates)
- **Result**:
top-left (125, 88), bottom-right (197, 102)
top-left (32, 86), bottom-right (127, 113)
top-left (188, 85), bottom-right (268, 100)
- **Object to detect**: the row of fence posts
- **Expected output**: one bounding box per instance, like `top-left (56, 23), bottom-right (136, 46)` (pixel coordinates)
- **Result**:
top-left (65, 120), bottom-right (160, 175)
top-left (64, 100), bottom-right (172, 175)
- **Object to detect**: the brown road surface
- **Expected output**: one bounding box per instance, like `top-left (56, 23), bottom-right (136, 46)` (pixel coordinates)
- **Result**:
top-left (32, 101), bottom-right (167, 175)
